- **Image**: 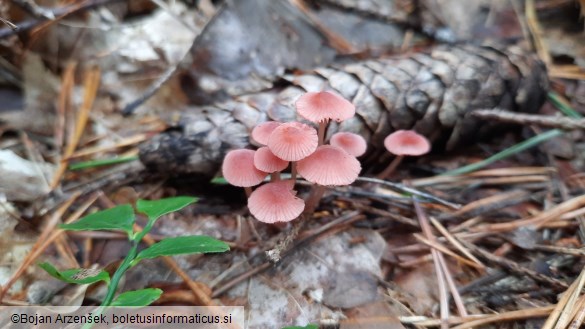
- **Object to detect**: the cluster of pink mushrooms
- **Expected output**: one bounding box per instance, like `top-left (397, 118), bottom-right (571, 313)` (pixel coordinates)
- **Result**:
top-left (222, 91), bottom-right (431, 224)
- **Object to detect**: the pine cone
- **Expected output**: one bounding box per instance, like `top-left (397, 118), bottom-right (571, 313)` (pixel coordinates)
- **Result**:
top-left (139, 44), bottom-right (548, 176)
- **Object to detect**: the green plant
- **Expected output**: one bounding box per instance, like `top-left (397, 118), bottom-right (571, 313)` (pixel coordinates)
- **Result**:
top-left (282, 324), bottom-right (319, 329)
top-left (39, 196), bottom-right (230, 307)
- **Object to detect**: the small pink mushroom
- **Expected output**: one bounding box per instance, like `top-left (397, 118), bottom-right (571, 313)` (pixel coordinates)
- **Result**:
top-left (295, 91), bottom-right (355, 123)
top-left (267, 122), bottom-right (318, 162)
top-left (330, 132), bottom-right (367, 157)
top-left (222, 149), bottom-right (268, 196)
top-left (254, 146), bottom-right (289, 174)
top-left (295, 91), bottom-right (355, 145)
top-left (251, 121), bottom-right (281, 146)
top-left (378, 130), bottom-right (430, 179)
top-left (247, 180), bottom-right (305, 223)
top-left (297, 145), bottom-right (361, 186)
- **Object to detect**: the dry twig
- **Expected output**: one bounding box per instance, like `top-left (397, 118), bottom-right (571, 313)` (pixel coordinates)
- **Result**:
top-left (472, 109), bottom-right (585, 130)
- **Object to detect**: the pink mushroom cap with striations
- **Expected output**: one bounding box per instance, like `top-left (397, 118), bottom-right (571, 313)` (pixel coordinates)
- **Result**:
top-left (384, 130), bottom-right (431, 156)
top-left (254, 146), bottom-right (289, 173)
top-left (297, 145), bottom-right (361, 186)
top-left (295, 91), bottom-right (355, 123)
top-left (330, 132), bottom-right (367, 157)
top-left (247, 180), bottom-right (305, 223)
top-left (267, 122), bottom-right (318, 161)
top-left (251, 121), bottom-right (281, 146)
top-left (222, 149), bottom-right (267, 187)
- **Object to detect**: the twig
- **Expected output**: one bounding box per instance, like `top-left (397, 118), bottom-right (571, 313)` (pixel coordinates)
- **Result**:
top-left (0, 191), bottom-right (85, 301)
top-left (525, 0), bottom-right (552, 66)
top-left (460, 240), bottom-right (569, 289)
top-left (416, 207), bottom-right (449, 328)
top-left (0, 0), bottom-right (127, 39)
top-left (412, 233), bottom-right (484, 270)
top-left (352, 202), bottom-right (419, 227)
top-left (472, 109), bottom-right (585, 130)
top-left (478, 194), bottom-right (585, 233)
top-left (439, 190), bottom-right (535, 221)
top-left (51, 66), bottom-right (101, 189)
top-left (121, 64), bottom-right (182, 116)
top-left (212, 211), bottom-right (362, 297)
top-left (413, 198), bottom-right (468, 322)
top-left (570, 295), bottom-right (585, 329)
top-left (56, 62), bottom-right (76, 152)
top-left (0, 16), bottom-right (18, 30)
top-left (412, 167), bottom-right (555, 187)
top-left (9, 0), bottom-right (55, 19)
top-left (449, 305), bottom-right (555, 329)
top-left (357, 176), bottom-right (461, 209)
top-left (429, 217), bottom-right (486, 269)
top-left (542, 266), bottom-right (585, 329)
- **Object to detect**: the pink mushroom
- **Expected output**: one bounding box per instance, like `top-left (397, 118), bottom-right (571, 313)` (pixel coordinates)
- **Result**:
top-left (378, 130), bottom-right (431, 179)
top-left (297, 145), bottom-right (361, 186)
top-left (254, 146), bottom-right (289, 175)
top-left (251, 121), bottom-right (281, 146)
top-left (295, 91), bottom-right (356, 145)
top-left (296, 91), bottom-right (355, 123)
top-left (267, 122), bottom-right (318, 162)
top-left (247, 180), bottom-right (305, 223)
top-left (222, 149), bottom-right (268, 196)
top-left (330, 132), bottom-right (367, 157)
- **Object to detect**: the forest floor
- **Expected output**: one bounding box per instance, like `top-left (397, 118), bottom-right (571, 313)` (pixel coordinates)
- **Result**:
top-left (1, 0), bottom-right (585, 328)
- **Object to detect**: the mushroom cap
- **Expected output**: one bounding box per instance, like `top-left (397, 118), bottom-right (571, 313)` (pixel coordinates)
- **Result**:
top-left (297, 145), bottom-right (361, 186)
top-left (295, 91), bottom-right (355, 123)
top-left (330, 132), bottom-right (367, 157)
top-left (384, 130), bottom-right (431, 156)
top-left (222, 149), bottom-right (267, 187)
top-left (251, 121), bottom-right (281, 146)
top-left (267, 122), bottom-right (318, 161)
top-left (247, 180), bottom-right (305, 223)
top-left (254, 147), bottom-right (289, 173)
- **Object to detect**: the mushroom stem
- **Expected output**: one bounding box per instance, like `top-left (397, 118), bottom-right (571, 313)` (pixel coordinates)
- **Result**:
top-left (317, 121), bottom-right (329, 146)
top-left (244, 186), bottom-right (253, 198)
top-left (290, 162), bottom-right (297, 182)
top-left (377, 155), bottom-right (405, 179)
top-left (267, 184), bottom-right (325, 263)
top-left (266, 216), bottom-right (307, 263)
top-left (270, 172), bottom-right (281, 182)
top-left (304, 185), bottom-right (326, 215)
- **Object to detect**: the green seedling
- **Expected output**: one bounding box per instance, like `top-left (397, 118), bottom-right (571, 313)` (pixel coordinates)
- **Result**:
top-left (39, 196), bottom-right (230, 308)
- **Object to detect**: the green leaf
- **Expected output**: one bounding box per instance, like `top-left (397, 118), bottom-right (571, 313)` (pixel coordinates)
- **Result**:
top-left (69, 155), bottom-right (139, 171)
top-left (134, 236), bottom-right (229, 262)
top-left (39, 262), bottom-right (110, 285)
top-left (282, 325), bottom-right (319, 329)
top-left (136, 197), bottom-right (197, 221)
top-left (60, 204), bottom-right (135, 236)
top-left (548, 92), bottom-right (583, 118)
top-left (210, 177), bottom-right (228, 184)
top-left (110, 288), bottom-right (162, 307)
